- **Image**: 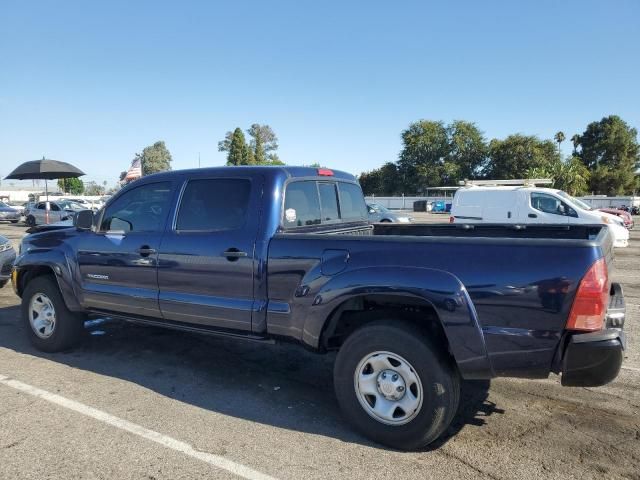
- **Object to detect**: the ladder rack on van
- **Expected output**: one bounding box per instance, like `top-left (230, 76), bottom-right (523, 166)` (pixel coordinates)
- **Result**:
top-left (458, 178), bottom-right (553, 187)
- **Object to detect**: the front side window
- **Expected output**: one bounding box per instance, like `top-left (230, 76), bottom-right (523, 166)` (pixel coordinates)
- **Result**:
top-left (531, 193), bottom-right (575, 217)
top-left (284, 181), bottom-right (321, 228)
top-left (339, 183), bottom-right (368, 220)
top-left (100, 182), bottom-right (172, 233)
top-left (176, 178), bottom-right (251, 231)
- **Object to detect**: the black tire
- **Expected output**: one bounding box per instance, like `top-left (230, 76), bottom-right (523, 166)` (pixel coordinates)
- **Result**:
top-left (334, 320), bottom-right (460, 450)
top-left (0, 280), bottom-right (7, 289)
top-left (380, 218), bottom-right (392, 223)
top-left (26, 215), bottom-right (36, 227)
top-left (10, 220), bottom-right (18, 224)
top-left (21, 275), bottom-right (85, 352)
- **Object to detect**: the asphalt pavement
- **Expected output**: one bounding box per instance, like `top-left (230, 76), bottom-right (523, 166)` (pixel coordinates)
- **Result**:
top-left (0, 218), bottom-right (638, 479)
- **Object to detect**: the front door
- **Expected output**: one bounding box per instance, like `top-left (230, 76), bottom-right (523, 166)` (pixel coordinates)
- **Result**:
top-left (76, 181), bottom-right (174, 317)
top-left (157, 175), bottom-right (261, 332)
top-left (526, 192), bottom-right (572, 224)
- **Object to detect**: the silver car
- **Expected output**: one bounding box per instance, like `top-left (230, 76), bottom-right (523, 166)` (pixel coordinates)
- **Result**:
top-left (0, 201), bottom-right (21, 223)
top-left (24, 200), bottom-right (85, 226)
top-left (367, 203), bottom-right (413, 223)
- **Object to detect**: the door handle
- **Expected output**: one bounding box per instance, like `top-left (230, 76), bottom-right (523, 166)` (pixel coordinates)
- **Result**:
top-left (528, 213), bottom-right (537, 218)
top-left (223, 248), bottom-right (247, 261)
top-left (136, 246), bottom-right (157, 257)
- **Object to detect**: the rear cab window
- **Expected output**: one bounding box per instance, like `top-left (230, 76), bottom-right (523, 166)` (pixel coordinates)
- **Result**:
top-left (283, 180), bottom-right (367, 229)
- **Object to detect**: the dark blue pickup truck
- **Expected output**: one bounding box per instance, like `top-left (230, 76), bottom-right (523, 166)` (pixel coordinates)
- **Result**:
top-left (12, 166), bottom-right (626, 449)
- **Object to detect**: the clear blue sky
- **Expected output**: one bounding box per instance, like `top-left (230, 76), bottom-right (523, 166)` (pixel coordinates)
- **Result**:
top-left (1, 0), bottom-right (638, 187)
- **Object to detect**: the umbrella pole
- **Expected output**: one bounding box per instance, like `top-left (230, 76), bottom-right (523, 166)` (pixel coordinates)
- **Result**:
top-left (45, 179), bottom-right (50, 224)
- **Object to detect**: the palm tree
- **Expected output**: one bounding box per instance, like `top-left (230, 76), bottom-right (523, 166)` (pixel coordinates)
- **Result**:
top-left (554, 131), bottom-right (566, 158)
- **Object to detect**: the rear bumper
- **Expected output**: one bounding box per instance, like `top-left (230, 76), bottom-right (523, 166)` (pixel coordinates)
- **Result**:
top-left (561, 282), bottom-right (626, 387)
top-left (561, 329), bottom-right (625, 386)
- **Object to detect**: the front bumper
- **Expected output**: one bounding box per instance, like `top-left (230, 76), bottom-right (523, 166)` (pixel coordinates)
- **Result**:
top-left (561, 282), bottom-right (626, 387)
top-left (0, 212), bottom-right (20, 222)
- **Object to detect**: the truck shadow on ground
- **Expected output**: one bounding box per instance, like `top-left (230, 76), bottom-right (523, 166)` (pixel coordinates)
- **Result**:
top-left (0, 305), bottom-right (503, 451)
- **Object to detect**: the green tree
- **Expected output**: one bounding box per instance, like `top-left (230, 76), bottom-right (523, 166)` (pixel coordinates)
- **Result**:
top-left (57, 177), bottom-right (84, 194)
top-left (448, 120), bottom-right (489, 180)
top-left (358, 168), bottom-right (384, 195)
top-left (570, 134), bottom-right (580, 154)
top-left (398, 120), bottom-right (451, 192)
top-left (83, 181), bottom-right (104, 196)
top-left (526, 156), bottom-right (590, 196)
top-left (247, 124), bottom-right (278, 164)
top-left (243, 144), bottom-right (255, 165)
top-left (487, 134), bottom-right (560, 179)
top-left (576, 115), bottom-right (639, 195)
top-left (228, 128), bottom-right (249, 165)
top-left (140, 141), bottom-right (172, 175)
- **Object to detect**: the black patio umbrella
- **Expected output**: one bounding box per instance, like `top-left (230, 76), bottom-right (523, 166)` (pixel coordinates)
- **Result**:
top-left (4, 157), bottom-right (86, 201)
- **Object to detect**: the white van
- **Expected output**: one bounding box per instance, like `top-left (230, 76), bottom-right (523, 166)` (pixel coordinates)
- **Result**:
top-left (450, 186), bottom-right (629, 248)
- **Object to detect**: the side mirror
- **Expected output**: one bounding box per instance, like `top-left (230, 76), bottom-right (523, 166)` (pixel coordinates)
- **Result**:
top-left (74, 209), bottom-right (94, 230)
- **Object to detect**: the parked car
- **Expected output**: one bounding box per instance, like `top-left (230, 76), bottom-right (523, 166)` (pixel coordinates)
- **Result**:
top-left (6, 201), bottom-right (26, 215)
top-left (13, 166), bottom-right (626, 450)
top-left (450, 186), bottom-right (630, 247)
top-left (24, 200), bottom-right (85, 226)
top-left (0, 235), bottom-right (16, 288)
top-left (367, 203), bottom-right (413, 223)
top-left (0, 201), bottom-right (21, 223)
top-left (598, 208), bottom-right (634, 229)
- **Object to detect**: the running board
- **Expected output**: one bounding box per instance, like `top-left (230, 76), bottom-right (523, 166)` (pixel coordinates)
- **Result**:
top-left (87, 311), bottom-right (276, 344)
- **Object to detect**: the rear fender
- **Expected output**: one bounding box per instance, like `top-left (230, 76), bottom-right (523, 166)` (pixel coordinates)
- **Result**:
top-left (303, 266), bottom-right (493, 379)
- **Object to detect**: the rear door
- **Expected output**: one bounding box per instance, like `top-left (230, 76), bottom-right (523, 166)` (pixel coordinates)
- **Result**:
top-left (76, 181), bottom-right (174, 317)
top-left (157, 175), bottom-right (261, 331)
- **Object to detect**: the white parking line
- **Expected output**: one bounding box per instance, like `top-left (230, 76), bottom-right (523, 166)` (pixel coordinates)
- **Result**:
top-left (621, 366), bottom-right (640, 373)
top-left (0, 374), bottom-right (277, 480)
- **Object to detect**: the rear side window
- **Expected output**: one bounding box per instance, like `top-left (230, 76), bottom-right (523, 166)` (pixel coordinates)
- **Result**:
top-left (176, 178), bottom-right (251, 231)
top-left (318, 183), bottom-right (340, 222)
top-left (338, 183), bottom-right (367, 220)
top-left (283, 181), bottom-right (321, 228)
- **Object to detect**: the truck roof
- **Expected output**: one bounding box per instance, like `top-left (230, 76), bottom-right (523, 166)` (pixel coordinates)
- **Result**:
top-left (138, 166), bottom-right (357, 182)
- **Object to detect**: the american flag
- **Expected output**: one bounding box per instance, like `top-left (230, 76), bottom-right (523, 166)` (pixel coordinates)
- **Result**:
top-left (124, 157), bottom-right (142, 181)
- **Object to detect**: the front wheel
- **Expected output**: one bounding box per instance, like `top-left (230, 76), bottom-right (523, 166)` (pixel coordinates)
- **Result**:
top-left (334, 320), bottom-right (460, 450)
top-left (21, 275), bottom-right (85, 352)
top-left (25, 215), bottom-right (36, 227)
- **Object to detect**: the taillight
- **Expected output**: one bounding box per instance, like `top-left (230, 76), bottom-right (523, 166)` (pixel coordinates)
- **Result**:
top-left (566, 258), bottom-right (609, 331)
top-left (317, 168), bottom-right (334, 176)
top-left (449, 216), bottom-right (454, 223)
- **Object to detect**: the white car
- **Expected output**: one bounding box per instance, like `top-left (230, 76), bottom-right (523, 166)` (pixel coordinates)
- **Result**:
top-left (24, 200), bottom-right (85, 226)
top-left (450, 186), bottom-right (629, 248)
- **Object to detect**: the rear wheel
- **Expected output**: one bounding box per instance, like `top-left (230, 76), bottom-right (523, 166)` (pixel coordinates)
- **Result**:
top-left (21, 275), bottom-right (84, 352)
top-left (334, 320), bottom-right (460, 450)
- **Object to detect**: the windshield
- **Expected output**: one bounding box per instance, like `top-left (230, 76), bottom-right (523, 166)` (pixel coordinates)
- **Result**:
top-left (58, 201), bottom-right (84, 211)
top-left (368, 203), bottom-right (390, 213)
top-left (556, 191), bottom-right (592, 211)
top-left (0, 201), bottom-right (8, 208)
